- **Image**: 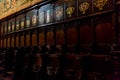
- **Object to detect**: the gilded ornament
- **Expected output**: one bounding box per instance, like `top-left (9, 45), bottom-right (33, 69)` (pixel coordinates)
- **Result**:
top-left (66, 7), bottom-right (75, 17)
top-left (79, 2), bottom-right (89, 14)
top-left (94, 0), bottom-right (108, 10)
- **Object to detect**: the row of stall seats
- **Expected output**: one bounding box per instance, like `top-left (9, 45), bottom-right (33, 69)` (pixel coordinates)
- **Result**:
top-left (0, 45), bottom-right (120, 80)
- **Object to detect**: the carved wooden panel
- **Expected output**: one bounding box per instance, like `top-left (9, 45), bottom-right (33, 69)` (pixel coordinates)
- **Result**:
top-left (7, 36), bottom-right (10, 48)
top-left (20, 33), bottom-right (25, 47)
top-left (46, 27), bottom-right (54, 45)
top-left (118, 9), bottom-right (120, 43)
top-left (3, 38), bottom-right (6, 48)
top-left (39, 28), bottom-right (45, 46)
top-left (56, 24), bottom-right (65, 45)
top-left (78, 0), bottom-right (92, 16)
top-left (11, 35), bottom-right (15, 47)
top-left (66, 22), bottom-right (78, 45)
top-left (95, 14), bottom-right (115, 44)
top-left (1, 24), bottom-right (3, 34)
top-left (65, 0), bottom-right (76, 19)
top-left (1, 39), bottom-right (3, 48)
top-left (32, 30), bottom-right (37, 46)
top-left (26, 32), bottom-right (30, 47)
top-left (96, 22), bottom-right (114, 44)
top-left (15, 34), bottom-right (19, 47)
top-left (79, 19), bottom-right (93, 44)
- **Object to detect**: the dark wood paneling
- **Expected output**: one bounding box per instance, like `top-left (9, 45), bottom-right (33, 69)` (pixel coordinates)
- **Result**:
top-left (20, 32), bottom-right (25, 47)
top-left (7, 36), bottom-right (11, 48)
top-left (32, 30), bottom-right (38, 46)
top-left (11, 34), bottom-right (15, 47)
top-left (46, 26), bottom-right (54, 45)
top-left (3, 37), bottom-right (6, 48)
top-left (94, 14), bottom-right (115, 44)
top-left (15, 34), bottom-right (19, 47)
top-left (66, 22), bottom-right (78, 45)
top-left (79, 19), bottom-right (93, 44)
top-left (26, 31), bottom-right (31, 47)
top-left (39, 28), bottom-right (45, 46)
top-left (56, 24), bottom-right (65, 45)
top-left (96, 22), bottom-right (114, 44)
top-left (0, 38), bottom-right (3, 48)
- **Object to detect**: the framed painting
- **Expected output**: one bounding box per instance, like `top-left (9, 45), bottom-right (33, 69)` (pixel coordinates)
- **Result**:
top-left (11, 18), bottom-right (15, 32)
top-left (26, 12), bottom-right (31, 28)
top-left (45, 3), bottom-right (53, 23)
top-left (8, 20), bottom-right (11, 33)
top-left (39, 6), bottom-right (45, 25)
top-left (20, 14), bottom-right (25, 30)
top-left (31, 9), bottom-right (37, 26)
top-left (16, 16), bottom-right (21, 31)
top-left (55, 5), bottom-right (64, 21)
